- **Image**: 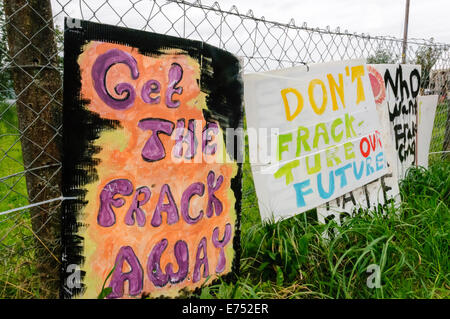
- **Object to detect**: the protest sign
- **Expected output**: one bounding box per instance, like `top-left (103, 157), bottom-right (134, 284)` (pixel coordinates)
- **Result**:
top-left (244, 60), bottom-right (388, 222)
top-left (370, 64), bottom-right (421, 180)
top-left (62, 19), bottom-right (242, 298)
top-left (317, 65), bottom-right (400, 224)
top-left (417, 95), bottom-right (439, 168)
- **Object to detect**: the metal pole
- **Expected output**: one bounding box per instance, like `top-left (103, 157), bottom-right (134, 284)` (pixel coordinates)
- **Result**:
top-left (401, 0), bottom-right (410, 63)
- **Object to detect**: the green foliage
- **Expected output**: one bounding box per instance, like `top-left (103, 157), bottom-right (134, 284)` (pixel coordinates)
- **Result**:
top-left (413, 43), bottom-right (446, 89)
top-left (0, 101), bottom-right (35, 298)
top-left (367, 49), bottom-right (398, 64)
top-left (54, 25), bottom-right (64, 71)
top-left (0, 1), bottom-right (13, 100)
top-left (97, 265), bottom-right (116, 299)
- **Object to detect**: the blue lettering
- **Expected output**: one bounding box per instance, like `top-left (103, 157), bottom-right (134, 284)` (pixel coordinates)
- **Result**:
top-left (317, 171), bottom-right (335, 199)
top-left (334, 163), bottom-right (352, 188)
top-left (366, 156), bottom-right (374, 176)
top-left (376, 152), bottom-right (384, 171)
top-left (293, 179), bottom-right (313, 207)
top-left (353, 160), bottom-right (364, 180)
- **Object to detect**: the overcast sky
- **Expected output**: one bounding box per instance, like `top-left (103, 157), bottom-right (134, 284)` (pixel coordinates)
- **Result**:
top-left (203, 0), bottom-right (450, 43)
top-left (54, 0), bottom-right (450, 43)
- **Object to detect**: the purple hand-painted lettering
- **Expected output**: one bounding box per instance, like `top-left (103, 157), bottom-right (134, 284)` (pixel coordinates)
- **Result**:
top-left (202, 122), bottom-right (218, 155)
top-left (125, 186), bottom-right (151, 227)
top-left (166, 240), bottom-right (189, 284)
top-left (173, 119), bottom-right (197, 159)
top-left (193, 237), bottom-right (209, 283)
top-left (206, 171), bottom-right (223, 217)
top-left (212, 223), bottom-right (232, 273)
top-left (141, 79), bottom-right (161, 104)
top-left (138, 118), bottom-right (174, 162)
top-left (108, 246), bottom-right (143, 298)
top-left (97, 179), bottom-right (133, 227)
top-left (151, 184), bottom-right (179, 227)
top-left (92, 49), bottom-right (139, 110)
top-left (165, 63), bottom-right (183, 108)
top-left (147, 239), bottom-right (169, 287)
top-left (147, 239), bottom-right (189, 287)
top-left (181, 182), bottom-right (205, 224)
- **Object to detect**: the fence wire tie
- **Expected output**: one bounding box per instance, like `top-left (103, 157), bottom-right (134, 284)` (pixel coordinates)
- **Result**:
top-left (5, 65), bottom-right (57, 70)
top-left (0, 196), bottom-right (77, 217)
top-left (298, 61), bottom-right (310, 71)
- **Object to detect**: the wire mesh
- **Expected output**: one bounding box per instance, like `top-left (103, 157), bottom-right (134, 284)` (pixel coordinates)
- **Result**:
top-left (0, 0), bottom-right (448, 298)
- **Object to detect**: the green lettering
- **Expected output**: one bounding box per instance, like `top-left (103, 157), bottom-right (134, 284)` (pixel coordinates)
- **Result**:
top-left (274, 160), bottom-right (300, 185)
top-left (306, 153), bottom-right (321, 174)
top-left (331, 117), bottom-right (344, 143)
top-left (296, 126), bottom-right (311, 157)
top-left (313, 123), bottom-right (329, 149)
top-left (344, 142), bottom-right (355, 160)
top-left (278, 133), bottom-right (292, 161)
top-left (345, 113), bottom-right (356, 138)
top-left (325, 146), bottom-right (341, 167)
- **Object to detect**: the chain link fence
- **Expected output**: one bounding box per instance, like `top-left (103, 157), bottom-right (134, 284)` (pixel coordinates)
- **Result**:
top-left (0, 0), bottom-right (449, 298)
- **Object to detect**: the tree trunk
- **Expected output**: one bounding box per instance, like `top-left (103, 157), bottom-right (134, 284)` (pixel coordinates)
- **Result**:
top-left (443, 100), bottom-right (450, 160)
top-left (4, 0), bottom-right (62, 298)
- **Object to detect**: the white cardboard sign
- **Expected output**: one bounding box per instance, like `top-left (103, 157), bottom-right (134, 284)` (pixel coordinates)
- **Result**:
top-left (244, 60), bottom-right (388, 222)
top-left (417, 95), bottom-right (439, 168)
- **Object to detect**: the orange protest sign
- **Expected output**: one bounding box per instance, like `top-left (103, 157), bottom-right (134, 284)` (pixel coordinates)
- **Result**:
top-left (62, 19), bottom-right (242, 299)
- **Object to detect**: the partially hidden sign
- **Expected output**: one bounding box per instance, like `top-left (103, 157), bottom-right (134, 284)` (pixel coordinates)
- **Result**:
top-left (417, 95), bottom-right (439, 168)
top-left (62, 19), bottom-right (243, 298)
top-left (369, 64), bottom-right (421, 180)
top-left (244, 60), bottom-right (389, 222)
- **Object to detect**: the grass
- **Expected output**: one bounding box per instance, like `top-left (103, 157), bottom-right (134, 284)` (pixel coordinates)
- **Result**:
top-left (199, 162), bottom-right (449, 299)
top-left (429, 102), bottom-right (449, 163)
top-left (1, 101), bottom-right (449, 299)
top-left (0, 101), bottom-right (39, 298)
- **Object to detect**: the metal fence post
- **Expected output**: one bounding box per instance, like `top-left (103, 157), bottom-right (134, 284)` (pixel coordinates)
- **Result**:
top-left (401, 0), bottom-right (410, 64)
